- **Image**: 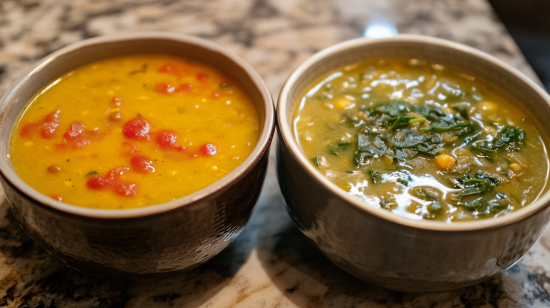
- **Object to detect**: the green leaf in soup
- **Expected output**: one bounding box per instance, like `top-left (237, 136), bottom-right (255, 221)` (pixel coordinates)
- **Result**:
top-left (311, 156), bottom-right (324, 167)
top-left (368, 169), bottom-right (382, 184)
top-left (387, 116), bottom-right (426, 130)
top-left (395, 148), bottom-right (418, 161)
top-left (327, 140), bottom-right (352, 156)
top-left (366, 100), bottom-right (418, 117)
top-left (452, 105), bottom-right (469, 120)
top-left (390, 129), bottom-right (427, 148)
top-left (353, 152), bottom-right (372, 166)
top-left (420, 123), bottom-right (473, 132)
top-left (471, 146), bottom-right (496, 157)
top-left (357, 134), bottom-right (387, 156)
top-left (493, 126), bottom-right (525, 150)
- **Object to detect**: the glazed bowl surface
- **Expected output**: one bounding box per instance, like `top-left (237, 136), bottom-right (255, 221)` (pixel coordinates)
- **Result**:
top-left (0, 32), bottom-right (275, 279)
top-left (276, 34), bottom-right (550, 292)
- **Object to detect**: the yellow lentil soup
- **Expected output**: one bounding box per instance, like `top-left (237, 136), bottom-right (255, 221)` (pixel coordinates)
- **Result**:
top-left (10, 54), bottom-right (259, 209)
top-left (293, 58), bottom-right (548, 222)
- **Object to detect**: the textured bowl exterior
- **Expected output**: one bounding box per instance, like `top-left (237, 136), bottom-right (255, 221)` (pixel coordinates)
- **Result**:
top-left (0, 32), bottom-right (274, 279)
top-left (276, 35), bottom-right (550, 292)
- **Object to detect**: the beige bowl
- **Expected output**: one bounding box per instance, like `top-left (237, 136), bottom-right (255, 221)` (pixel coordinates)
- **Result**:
top-left (0, 32), bottom-right (275, 279)
top-left (276, 35), bottom-right (550, 292)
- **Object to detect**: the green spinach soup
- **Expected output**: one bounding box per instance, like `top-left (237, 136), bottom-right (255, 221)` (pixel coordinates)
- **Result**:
top-left (293, 59), bottom-right (549, 222)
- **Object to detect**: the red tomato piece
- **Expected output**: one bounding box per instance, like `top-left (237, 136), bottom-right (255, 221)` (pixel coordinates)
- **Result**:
top-left (177, 83), bottom-right (193, 91)
top-left (105, 167), bottom-right (130, 183)
top-left (38, 109), bottom-right (60, 139)
top-left (51, 194), bottom-right (62, 202)
top-left (156, 130), bottom-right (185, 151)
top-left (111, 97), bottom-right (122, 106)
top-left (131, 155), bottom-right (155, 173)
top-left (200, 144), bottom-right (217, 156)
top-left (63, 121), bottom-right (85, 140)
top-left (20, 123), bottom-right (38, 138)
top-left (72, 136), bottom-right (91, 148)
top-left (154, 82), bottom-right (176, 94)
top-left (158, 65), bottom-right (186, 77)
top-left (114, 183), bottom-right (137, 197)
top-left (196, 73), bottom-right (208, 82)
top-left (123, 118), bottom-right (151, 140)
top-left (87, 176), bottom-right (109, 190)
top-left (156, 130), bottom-right (177, 148)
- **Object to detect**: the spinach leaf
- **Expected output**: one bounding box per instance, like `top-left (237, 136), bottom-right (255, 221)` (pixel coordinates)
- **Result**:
top-left (453, 171), bottom-right (499, 196)
top-left (387, 116), bottom-right (426, 130)
top-left (459, 193), bottom-right (510, 214)
top-left (328, 140), bottom-right (352, 156)
top-left (493, 126), bottom-right (525, 150)
top-left (471, 146), bottom-right (496, 157)
top-left (421, 123), bottom-right (473, 132)
top-left (368, 169), bottom-right (382, 184)
top-left (354, 134), bottom-right (387, 166)
top-left (415, 188), bottom-right (444, 219)
top-left (366, 100), bottom-right (417, 117)
top-left (452, 105), bottom-right (469, 120)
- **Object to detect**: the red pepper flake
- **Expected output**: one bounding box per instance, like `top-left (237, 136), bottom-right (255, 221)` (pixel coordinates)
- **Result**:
top-left (111, 97), bottom-right (122, 106)
top-left (196, 73), bottom-right (209, 82)
top-left (157, 64), bottom-right (187, 77)
top-left (200, 143), bottom-right (217, 156)
top-left (131, 155), bottom-right (155, 173)
top-left (51, 194), bottom-right (62, 202)
top-left (114, 183), bottom-right (137, 197)
top-left (156, 130), bottom-right (185, 151)
top-left (123, 118), bottom-right (151, 140)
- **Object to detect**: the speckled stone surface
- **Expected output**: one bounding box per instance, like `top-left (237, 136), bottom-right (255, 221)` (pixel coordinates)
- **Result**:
top-left (0, 0), bottom-right (549, 307)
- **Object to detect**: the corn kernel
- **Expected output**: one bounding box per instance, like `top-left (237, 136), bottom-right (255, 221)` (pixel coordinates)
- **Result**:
top-left (443, 135), bottom-right (458, 143)
top-left (335, 98), bottom-right (355, 110)
top-left (509, 163), bottom-right (522, 173)
top-left (24, 141), bottom-right (33, 147)
top-left (435, 154), bottom-right (456, 171)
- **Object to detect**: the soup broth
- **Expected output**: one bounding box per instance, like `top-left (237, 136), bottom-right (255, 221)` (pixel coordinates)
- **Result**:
top-left (293, 59), bottom-right (548, 222)
top-left (11, 54), bottom-right (259, 209)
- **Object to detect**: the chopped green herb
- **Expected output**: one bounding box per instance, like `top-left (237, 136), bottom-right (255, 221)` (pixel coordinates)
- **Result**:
top-left (421, 123), bottom-right (473, 132)
top-left (368, 169), bottom-right (382, 184)
top-left (85, 171), bottom-right (99, 177)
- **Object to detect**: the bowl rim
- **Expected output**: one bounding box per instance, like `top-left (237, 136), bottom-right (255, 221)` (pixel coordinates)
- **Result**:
top-left (277, 34), bottom-right (550, 232)
top-left (0, 31), bottom-right (275, 219)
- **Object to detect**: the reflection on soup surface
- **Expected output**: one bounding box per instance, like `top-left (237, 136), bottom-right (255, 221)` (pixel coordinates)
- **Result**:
top-left (293, 58), bottom-right (548, 222)
top-left (11, 54), bottom-right (259, 209)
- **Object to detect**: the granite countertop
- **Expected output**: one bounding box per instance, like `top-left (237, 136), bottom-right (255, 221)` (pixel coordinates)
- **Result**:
top-left (1, 0), bottom-right (550, 307)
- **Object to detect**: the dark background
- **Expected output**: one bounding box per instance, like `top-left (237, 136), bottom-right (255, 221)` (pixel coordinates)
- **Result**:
top-left (489, 0), bottom-right (550, 91)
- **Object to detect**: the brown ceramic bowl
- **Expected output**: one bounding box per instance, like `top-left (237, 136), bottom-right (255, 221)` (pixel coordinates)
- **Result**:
top-left (0, 32), bottom-right (274, 279)
top-left (277, 35), bottom-right (550, 292)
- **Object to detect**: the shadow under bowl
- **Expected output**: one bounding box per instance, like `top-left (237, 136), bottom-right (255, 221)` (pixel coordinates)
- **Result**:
top-left (0, 32), bottom-right (275, 280)
top-left (276, 35), bottom-right (550, 292)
